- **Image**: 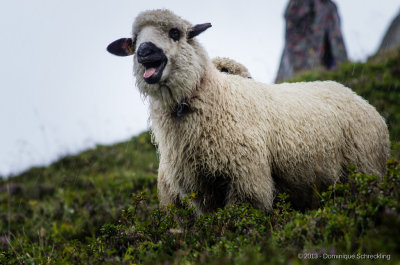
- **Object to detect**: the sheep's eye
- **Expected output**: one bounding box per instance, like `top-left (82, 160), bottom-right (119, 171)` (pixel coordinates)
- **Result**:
top-left (168, 28), bottom-right (181, 42)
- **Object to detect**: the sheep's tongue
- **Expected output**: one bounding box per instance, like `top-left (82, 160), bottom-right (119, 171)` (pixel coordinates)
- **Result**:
top-left (144, 68), bottom-right (156, 78)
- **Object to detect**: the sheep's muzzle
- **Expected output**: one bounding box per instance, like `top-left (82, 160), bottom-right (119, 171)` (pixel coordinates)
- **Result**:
top-left (137, 42), bottom-right (168, 84)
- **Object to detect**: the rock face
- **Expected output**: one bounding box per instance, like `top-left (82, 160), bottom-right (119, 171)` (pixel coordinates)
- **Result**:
top-left (276, 0), bottom-right (348, 83)
top-left (378, 11), bottom-right (400, 53)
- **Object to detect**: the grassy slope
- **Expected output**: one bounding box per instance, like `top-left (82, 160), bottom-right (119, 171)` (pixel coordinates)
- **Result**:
top-left (1, 50), bottom-right (400, 264)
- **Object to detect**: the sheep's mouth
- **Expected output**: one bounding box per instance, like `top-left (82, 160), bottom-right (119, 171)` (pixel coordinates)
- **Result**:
top-left (140, 57), bottom-right (168, 84)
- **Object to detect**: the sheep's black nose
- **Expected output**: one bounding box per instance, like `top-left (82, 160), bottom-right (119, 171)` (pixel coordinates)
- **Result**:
top-left (137, 42), bottom-right (159, 58)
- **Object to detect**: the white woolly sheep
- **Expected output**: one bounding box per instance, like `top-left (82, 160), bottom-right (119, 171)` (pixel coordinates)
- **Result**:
top-left (107, 9), bottom-right (390, 214)
top-left (212, 57), bottom-right (252, 78)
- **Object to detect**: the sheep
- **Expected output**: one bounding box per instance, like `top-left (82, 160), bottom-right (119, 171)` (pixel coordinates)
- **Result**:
top-left (212, 57), bottom-right (252, 78)
top-left (107, 9), bottom-right (390, 214)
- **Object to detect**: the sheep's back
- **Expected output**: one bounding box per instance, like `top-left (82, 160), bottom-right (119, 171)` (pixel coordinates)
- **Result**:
top-left (264, 81), bottom-right (389, 182)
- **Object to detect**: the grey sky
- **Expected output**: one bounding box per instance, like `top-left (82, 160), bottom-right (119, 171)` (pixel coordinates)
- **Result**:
top-left (0, 0), bottom-right (399, 177)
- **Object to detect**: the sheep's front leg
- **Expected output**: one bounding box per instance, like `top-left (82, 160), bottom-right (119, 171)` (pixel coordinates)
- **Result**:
top-left (157, 167), bottom-right (180, 208)
top-left (226, 170), bottom-right (275, 212)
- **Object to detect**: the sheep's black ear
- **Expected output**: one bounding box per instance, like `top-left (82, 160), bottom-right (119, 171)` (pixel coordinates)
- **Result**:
top-left (107, 38), bottom-right (135, 56)
top-left (188, 23), bottom-right (212, 39)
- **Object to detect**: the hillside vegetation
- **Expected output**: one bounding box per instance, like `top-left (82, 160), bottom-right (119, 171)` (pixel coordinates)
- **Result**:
top-left (1, 50), bottom-right (400, 264)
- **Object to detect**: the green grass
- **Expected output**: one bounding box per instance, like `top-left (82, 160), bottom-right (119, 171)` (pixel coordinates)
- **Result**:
top-left (1, 50), bottom-right (400, 264)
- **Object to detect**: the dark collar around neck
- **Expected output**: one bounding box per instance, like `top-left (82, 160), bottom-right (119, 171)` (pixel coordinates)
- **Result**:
top-left (172, 99), bottom-right (192, 118)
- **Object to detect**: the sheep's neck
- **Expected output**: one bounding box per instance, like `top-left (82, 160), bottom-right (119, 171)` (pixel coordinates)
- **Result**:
top-left (151, 63), bottom-right (214, 118)
top-left (169, 70), bottom-right (209, 118)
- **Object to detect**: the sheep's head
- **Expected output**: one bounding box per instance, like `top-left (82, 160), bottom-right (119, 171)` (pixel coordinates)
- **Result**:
top-left (107, 9), bottom-right (211, 109)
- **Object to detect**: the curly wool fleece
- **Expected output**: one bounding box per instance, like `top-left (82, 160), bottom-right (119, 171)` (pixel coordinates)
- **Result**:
top-left (114, 9), bottom-right (390, 214)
